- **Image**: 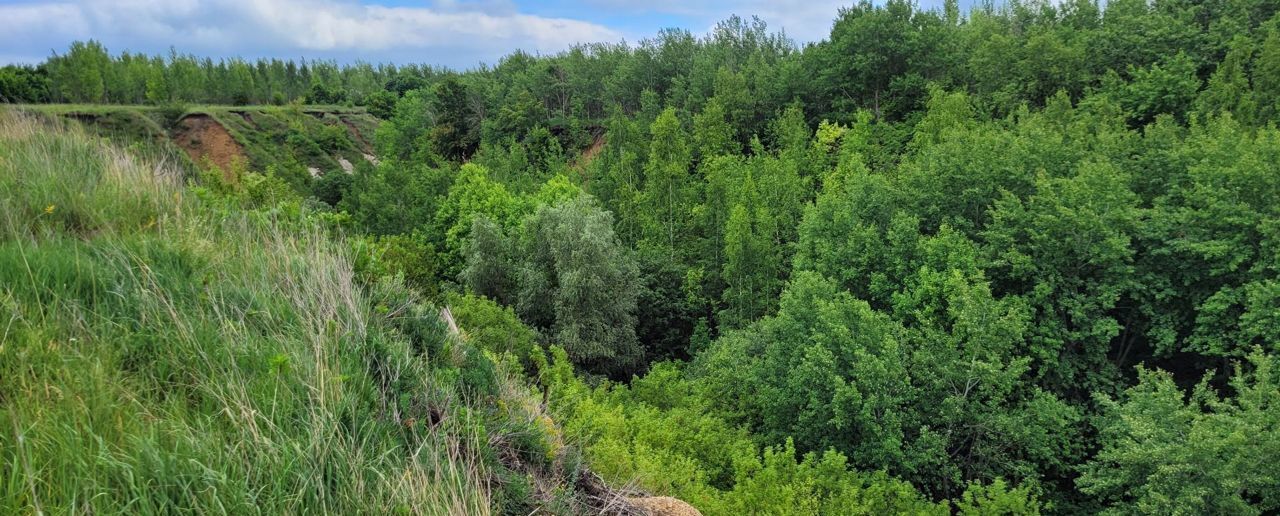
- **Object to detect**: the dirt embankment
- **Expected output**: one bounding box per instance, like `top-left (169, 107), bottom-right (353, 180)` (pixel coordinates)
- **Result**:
top-left (172, 114), bottom-right (246, 177)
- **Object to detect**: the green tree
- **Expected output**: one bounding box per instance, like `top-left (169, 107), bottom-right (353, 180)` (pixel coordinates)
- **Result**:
top-left (982, 162), bottom-right (1142, 397)
top-left (692, 97), bottom-right (736, 160)
top-left (1079, 351), bottom-right (1280, 514)
top-left (0, 65), bottom-right (50, 103)
top-left (642, 107), bottom-right (693, 258)
top-left (434, 164), bottom-right (522, 281)
top-left (144, 63), bottom-right (171, 105)
top-left (1255, 25), bottom-right (1280, 120)
top-left (448, 293), bottom-right (540, 370)
top-left (460, 215), bottom-right (516, 304)
top-left (720, 199), bottom-right (779, 328)
top-left (1109, 52), bottom-right (1201, 126)
top-left (363, 90), bottom-right (397, 119)
top-left (341, 162), bottom-right (450, 237)
top-left (53, 40), bottom-right (109, 102)
top-left (1196, 36), bottom-right (1259, 125)
top-left (516, 195), bottom-right (642, 377)
top-left (431, 76), bottom-right (481, 160)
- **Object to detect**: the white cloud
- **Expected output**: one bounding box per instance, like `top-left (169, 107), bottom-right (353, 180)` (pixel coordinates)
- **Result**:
top-left (0, 0), bottom-right (622, 67)
top-left (583, 0), bottom-right (848, 43)
top-left (741, 1), bottom-right (847, 41)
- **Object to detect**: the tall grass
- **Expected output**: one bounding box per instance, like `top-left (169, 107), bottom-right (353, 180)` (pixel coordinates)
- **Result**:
top-left (0, 111), bottom-right (491, 514)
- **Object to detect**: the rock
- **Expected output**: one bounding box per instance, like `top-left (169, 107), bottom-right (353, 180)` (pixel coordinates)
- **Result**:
top-left (627, 496), bottom-right (702, 516)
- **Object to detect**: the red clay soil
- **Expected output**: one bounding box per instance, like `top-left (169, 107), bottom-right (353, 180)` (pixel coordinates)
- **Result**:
top-left (173, 114), bottom-right (246, 177)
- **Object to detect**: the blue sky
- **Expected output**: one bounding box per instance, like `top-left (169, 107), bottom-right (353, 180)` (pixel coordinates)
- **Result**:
top-left (0, 0), bottom-right (884, 69)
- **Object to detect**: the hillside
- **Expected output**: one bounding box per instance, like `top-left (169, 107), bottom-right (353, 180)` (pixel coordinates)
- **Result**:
top-left (17, 104), bottom-right (379, 182)
top-left (0, 111), bottom-right (649, 515)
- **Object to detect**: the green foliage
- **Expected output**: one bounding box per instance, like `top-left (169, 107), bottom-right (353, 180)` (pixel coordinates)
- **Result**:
top-left (541, 347), bottom-right (1042, 515)
top-left (363, 89), bottom-right (398, 119)
top-left (1079, 351), bottom-right (1280, 514)
top-left (431, 77), bottom-right (480, 161)
top-left (464, 194), bottom-right (643, 378)
top-left (313, 169), bottom-right (354, 206)
top-left (1196, 36), bottom-right (1258, 125)
top-left (52, 40), bottom-right (109, 102)
top-left (514, 196), bottom-right (642, 377)
top-left (634, 252), bottom-right (701, 362)
top-left (0, 64), bottom-right (50, 103)
top-left (697, 268), bottom-right (1079, 499)
top-left (693, 97), bottom-right (737, 160)
top-left (719, 201), bottom-right (779, 327)
top-left (434, 164), bottom-right (523, 280)
top-left (983, 162), bottom-right (1142, 396)
top-left (350, 233), bottom-right (441, 298)
top-left (1108, 53), bottom-right (1201, 126)
top-left (642, 108), bottom-right (693, 257)
top-left (342, 160), bottom-right (450, 236)
top-left (448, 293), bottom-right (540, 371)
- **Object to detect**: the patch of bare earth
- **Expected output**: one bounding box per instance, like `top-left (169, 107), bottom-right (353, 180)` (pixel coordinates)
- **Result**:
top-left (173, 114), bottom-right (246, 179)
top-left (340, 116), bottom-right (373, 153)
top-left (574, 133), bottom-right (606, 170)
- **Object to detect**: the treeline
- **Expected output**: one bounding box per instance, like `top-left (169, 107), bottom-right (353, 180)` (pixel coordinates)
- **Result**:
top-left (19, 0), bottom-right (1280, 513)
top-left (0, 40), bottom-right (446, 106)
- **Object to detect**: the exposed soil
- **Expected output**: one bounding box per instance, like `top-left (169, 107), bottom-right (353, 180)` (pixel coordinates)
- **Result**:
top-left (340, 116), bottom-right (373, 153)
top-left (574, 133), bottom-right (606, 170)
top-left (172, 114), bottom-right (246, 177)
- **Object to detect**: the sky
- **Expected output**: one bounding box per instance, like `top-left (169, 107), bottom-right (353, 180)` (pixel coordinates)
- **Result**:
top-left (0, 0), bottom-right (879, 69)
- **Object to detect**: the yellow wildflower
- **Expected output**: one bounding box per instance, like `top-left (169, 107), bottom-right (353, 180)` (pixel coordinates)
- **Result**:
top-left (44, 204), bottom-right (55, 214)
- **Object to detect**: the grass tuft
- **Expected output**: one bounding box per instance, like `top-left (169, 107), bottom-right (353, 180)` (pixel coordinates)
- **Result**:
top-left (0, 111), bottom-right (492, 514)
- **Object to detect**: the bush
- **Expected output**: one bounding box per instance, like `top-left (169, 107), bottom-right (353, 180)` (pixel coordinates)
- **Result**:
top-left (364, 90), bottom-right (398, 119)
top-left (313, 168), bottom-right (354, 206)
top-left (448, 293), bottom-right (540, 371)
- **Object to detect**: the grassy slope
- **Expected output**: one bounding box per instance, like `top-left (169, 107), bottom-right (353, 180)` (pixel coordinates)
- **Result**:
top-left (15, 104), bottom-right (380, 179)
top-left (0, 112), bottom-right (561, 514)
